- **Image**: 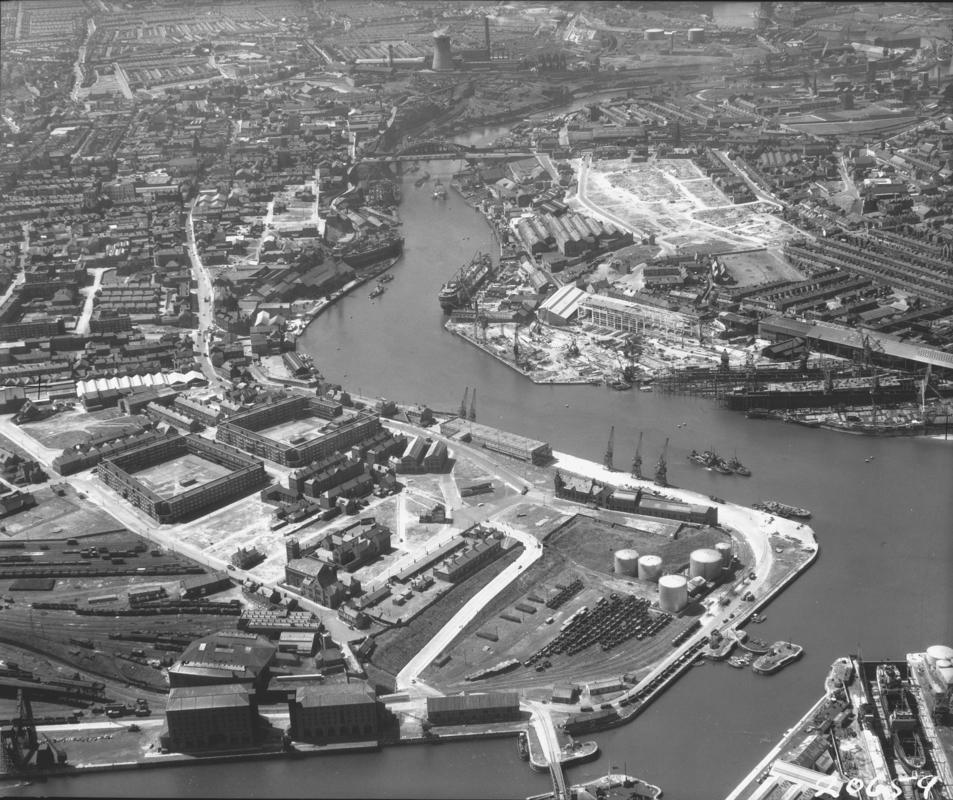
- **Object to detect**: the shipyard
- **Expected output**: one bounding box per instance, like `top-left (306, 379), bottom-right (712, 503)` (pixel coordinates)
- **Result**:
top-left (1, 1), bottom-right (952, 798)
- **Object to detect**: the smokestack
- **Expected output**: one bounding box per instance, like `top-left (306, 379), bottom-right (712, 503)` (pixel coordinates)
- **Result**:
top-left (388, 44), bottom-right (394, 69)
top-left (484, 16), bottom-right (490, 56)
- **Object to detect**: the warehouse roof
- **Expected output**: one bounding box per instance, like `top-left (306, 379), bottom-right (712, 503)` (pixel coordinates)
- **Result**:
top-left (427, 692), bottom-right (519, 713)
top-left (168, 683), bottom-right (250, 713)
top-left (538, 284), bottom-right (588, 321)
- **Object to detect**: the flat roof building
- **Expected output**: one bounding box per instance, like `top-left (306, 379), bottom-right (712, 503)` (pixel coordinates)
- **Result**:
top-left (164, 683), bottom-right (256, 752)
top-left (426, 692), bottom-right (521, 726)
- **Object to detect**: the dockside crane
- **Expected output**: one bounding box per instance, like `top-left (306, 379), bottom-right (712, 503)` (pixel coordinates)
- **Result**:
top-left (0, 689), bottom-right (39, 773)
top-left (468, 387), bottom-right (477, 421)
top-left (459, 387), bottom-right (469, 418)
top-left (654, 437), bottom-right (669, 487)
top-left (603, 426), bottom-right (614, 471)
top-left (631, 432), bottom-right (643, 480)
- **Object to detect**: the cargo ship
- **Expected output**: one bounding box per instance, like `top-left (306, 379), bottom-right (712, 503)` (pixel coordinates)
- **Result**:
top-left (752, 500), bottom-right (811, 519)
top-left (438, 252), bottom-right (494, 313)
top-left (726, 454), bottom-right (751, 476)
top-left (339, 234), bottom-right (404, 269)
top-left (752, 641), bottom-right (803, 675)
top-left (876, 664), bottom-right (927, 770)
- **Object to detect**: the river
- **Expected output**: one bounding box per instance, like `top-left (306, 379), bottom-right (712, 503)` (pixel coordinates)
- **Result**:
top-left (17, 107), bottom-right (953, 800)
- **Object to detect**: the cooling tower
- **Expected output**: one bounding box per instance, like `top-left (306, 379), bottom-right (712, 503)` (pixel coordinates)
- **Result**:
top-left (433, 31), bottom-right (453, 71)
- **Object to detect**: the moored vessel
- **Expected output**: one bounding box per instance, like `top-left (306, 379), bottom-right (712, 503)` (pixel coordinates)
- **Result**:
top-left (752, 641), bottom-right (803, 675)
top-left (752, 500), bottom-right (812, 519)
top-left (438, 252), bottom-right (494, 313)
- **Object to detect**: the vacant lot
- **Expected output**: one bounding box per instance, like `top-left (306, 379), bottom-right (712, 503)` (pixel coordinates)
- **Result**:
top-left (719, 249), bottom-right (805, 288)
top-left (368, 546), bottom-right (523, 683)
top-left (22, 408), bottom-right (149, 451)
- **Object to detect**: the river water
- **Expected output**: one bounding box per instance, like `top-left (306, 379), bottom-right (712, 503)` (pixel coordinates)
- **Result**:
top-left (17, 115), bottom-right (953, 800)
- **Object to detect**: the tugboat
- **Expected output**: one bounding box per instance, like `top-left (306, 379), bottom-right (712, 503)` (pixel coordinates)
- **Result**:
top-left (379, 273), bottom-right (394, 283)
top-left (432, 179), bottom-right (447, 200)
top-left (369, 285), bottom-right (384, 299)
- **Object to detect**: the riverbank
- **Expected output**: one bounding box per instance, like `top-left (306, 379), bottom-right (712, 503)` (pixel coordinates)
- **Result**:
top-left (286, 254), bottom-right (401, 345)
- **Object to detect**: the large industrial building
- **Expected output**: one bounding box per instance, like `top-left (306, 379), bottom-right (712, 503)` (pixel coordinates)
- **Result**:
top-left (758, 315), bottom-right (953, 378)
top-left (426, 692), bottom-right (521, 726)
top-left (167, 631), bottom-right (277, 695)
top-left (288, 682), bottom-right (382, 743)
top-left (581, 293), bottom-right (701, 339)
top-left (96, 434), bottom-right (266, 523)
top-left (216, 396), bottom-right (382, 467)
top-left (163, 683), bottom-right (257, 752)
top-left (439, 419), bottom-right (552, 465)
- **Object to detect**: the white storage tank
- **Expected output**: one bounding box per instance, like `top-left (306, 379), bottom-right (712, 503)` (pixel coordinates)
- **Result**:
top-left (926, 644), bottom-right (953, 664)
top-left (687, 28), bottom-right (705, 43)
top-left (637, 554), bottom-right (664, 582)
top-left (690, 548), bottom-right (723, 581)
top-left (614, 549), bottom-right (640, 576)
top-left (715, 542), bottom-right (733, 567)
top-left (658, 574), bottom-right (688, 613)
top-left (644, 28), bottom-right (664, 41)
top-left (936, 659), bottom-right (953, 685)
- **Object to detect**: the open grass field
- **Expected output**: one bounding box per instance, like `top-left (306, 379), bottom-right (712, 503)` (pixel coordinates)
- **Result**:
top-left (133, 452), bottom-right (232, 499)
top-left (551, 514), bottom-right (730, 575)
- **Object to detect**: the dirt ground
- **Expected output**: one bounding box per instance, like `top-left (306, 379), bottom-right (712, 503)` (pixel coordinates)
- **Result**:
top-left (718, 248), bottom-right (805, 288)
top-left (20, 408), bottom-right (149, 451)
top-left (0, 485), bottom-right (126, 539)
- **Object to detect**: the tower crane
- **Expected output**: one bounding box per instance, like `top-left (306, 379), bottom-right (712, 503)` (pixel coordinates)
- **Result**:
top-left (603, 426), bottom-right (614, 471)
top-left (631, 432), bottom-right (643, 480)
top-left (654, 437), bottom-right (669, 487)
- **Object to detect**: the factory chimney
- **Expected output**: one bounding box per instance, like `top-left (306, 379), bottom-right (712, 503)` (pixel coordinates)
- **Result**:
top-left (484, 16), bottom-right (491, 57)
top-left (432, 30), bottom-right (453, 71)
top-left (388, 44), bottom-right (394, 69)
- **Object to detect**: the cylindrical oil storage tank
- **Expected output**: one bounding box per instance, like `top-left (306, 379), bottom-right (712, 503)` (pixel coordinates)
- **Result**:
top-left (614, 549), bottom-right (639, 577)
top-left (637, 554), bottom-right (664, 582)
top-left (926, 644), bottom-right (953, 664)
top-left (715, 542), bottom-right (733, 567)
top-left (644, 28), bottom-right (664, 41)
top-left (936, 660), bottom-right (953, 686)
top-left (658, 574), bottom-right (688, 613)
top-left (687, 28), bottom-right (705, 43)
top-left (690, 548), bottom-right (723, 581)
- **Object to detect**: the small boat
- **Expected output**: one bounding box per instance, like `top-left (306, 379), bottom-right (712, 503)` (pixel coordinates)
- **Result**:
top-left (433, 179), bottom-right (447, 200)
top-left (379, 273), bottom-right (394, 283)
top-left (369, 285), bottom-right (384, 299)
top-left (517, 730), bottom-right (530, 760)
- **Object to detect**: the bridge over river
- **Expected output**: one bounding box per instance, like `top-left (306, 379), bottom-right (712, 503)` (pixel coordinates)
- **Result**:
top-left (361, 138), bottom-right (533, 163)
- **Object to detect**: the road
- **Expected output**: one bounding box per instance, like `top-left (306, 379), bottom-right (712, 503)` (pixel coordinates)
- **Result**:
top-left (713, 149), bottom-right (785, 209)
top-left (527, 700), bottom-right (569, 800)
top-left (75, 267), bottom-right (108, 335)
top-left (186, 201), bottom-right (228, 389)
top-left (394, 520), bottom-right (544, 693)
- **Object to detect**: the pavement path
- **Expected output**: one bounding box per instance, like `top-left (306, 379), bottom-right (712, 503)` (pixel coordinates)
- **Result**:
top-left (395, 524), bottom-right (544, 693)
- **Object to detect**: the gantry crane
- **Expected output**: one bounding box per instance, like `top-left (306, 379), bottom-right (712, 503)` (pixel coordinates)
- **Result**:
top-left (631, 432), bottom-right (643, 480)
top-left (654, 437), bottom-right (669, 487)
